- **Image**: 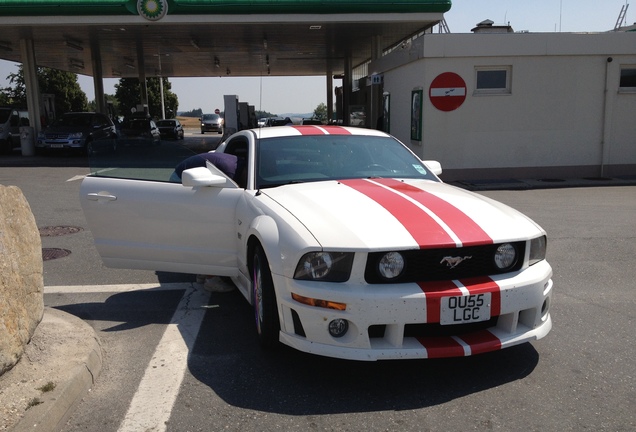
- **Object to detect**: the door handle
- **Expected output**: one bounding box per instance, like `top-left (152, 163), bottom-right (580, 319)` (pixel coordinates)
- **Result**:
top-left (86, 192), bottom-right (117, 202)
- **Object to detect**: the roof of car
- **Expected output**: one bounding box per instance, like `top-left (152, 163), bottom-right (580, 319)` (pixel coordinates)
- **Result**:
top-left (248, 125), bottom-right (390, 139)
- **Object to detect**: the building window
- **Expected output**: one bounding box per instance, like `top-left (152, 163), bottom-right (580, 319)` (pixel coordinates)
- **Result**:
top-left (475, 66), bottom-right (511, 94)
top-left (619, 67), bottom-right (636, 91)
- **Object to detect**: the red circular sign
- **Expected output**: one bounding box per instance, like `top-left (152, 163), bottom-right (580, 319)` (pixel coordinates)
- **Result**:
top-left (429, 72), bottom-right (467, 112)
top-left (214, 108), bottom-right (221, 114)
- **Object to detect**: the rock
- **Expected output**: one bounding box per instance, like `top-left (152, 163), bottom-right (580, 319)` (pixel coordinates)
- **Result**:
top-left (0, 184), bottom-right (44, 375)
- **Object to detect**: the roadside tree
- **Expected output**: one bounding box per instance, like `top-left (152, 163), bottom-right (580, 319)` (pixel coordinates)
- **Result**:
top-left (313, 102), bottom-right (327, 122)
top-left (115, 77), bottom-right (178, 119)
top-left (6, 66), bottom-right (88, 115)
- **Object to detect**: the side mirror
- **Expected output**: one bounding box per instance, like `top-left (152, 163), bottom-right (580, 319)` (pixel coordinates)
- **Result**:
top-left (181, 167), bottom-right (227, 187)
top-left (423, 160), bottom-right (442, 176)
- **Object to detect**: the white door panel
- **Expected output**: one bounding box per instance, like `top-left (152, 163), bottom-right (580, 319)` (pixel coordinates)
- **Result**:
top-left (80, 176), bottom-right (242, 275)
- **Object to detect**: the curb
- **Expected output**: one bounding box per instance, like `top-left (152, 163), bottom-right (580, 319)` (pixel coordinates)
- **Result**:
top-left (449, 176), bottom-right (636, 191)
top-left (11, 309), bottom-right (103, 432)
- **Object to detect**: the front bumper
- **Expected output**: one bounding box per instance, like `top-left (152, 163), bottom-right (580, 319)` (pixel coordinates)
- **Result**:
top-left (36, 138), bottom-right (85, 149)
top-left (201, 124), bottom-right (220, 131)
top-left (274, 260), bottom-right (553, 361)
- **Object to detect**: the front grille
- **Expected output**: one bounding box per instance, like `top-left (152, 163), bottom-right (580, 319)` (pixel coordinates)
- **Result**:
top-left (364, 242), bottom-right (525, 284)
top-left (45, 133), bottom-right (69, 140)
top-left (368, 316), bottom-right (498, 339)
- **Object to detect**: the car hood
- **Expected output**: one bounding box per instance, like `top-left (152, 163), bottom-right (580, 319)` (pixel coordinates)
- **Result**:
top-left (43, 125), bottom-right (91, 134)
top-left (260, 178), bottom-right (544, 250)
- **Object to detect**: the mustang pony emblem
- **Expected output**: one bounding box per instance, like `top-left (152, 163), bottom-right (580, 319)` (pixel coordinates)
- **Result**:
top-left (440, 256), bottom-right (472, 269)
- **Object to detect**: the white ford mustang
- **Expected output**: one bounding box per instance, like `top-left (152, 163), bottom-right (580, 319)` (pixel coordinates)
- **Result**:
top-left (80, 125), bottom-right (553, 361)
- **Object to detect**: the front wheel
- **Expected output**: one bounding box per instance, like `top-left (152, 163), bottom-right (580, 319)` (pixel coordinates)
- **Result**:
top-left (252, 245), bottom-right (280, 348)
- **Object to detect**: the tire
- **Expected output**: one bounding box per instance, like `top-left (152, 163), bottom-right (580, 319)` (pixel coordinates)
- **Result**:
top-left (201, 130), bottom-right (205, 134)
top-left (252, 245), bottom-right (280, 348)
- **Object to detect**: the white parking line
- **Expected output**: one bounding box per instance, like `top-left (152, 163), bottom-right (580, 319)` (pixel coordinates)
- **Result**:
top-left (45, 282), bottom-right (192, 294)
top-left (115, 284), bottom-right (210, 432)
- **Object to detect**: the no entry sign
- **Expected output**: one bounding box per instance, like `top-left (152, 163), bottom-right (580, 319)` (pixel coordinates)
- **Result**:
top-left (429, 72), bottom-right (467, 112)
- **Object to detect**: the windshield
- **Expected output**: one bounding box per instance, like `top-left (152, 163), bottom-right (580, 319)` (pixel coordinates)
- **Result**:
top-left (156, 120), bottom-right (175, 127)
top-left (202, 114), bottom-right (219, 121)
top-left (256, 135), bottom-right (438, 189)
top-left (124, 119), bottom-right (151, 130)
top-left (52, 114), bottom-right (92, 127)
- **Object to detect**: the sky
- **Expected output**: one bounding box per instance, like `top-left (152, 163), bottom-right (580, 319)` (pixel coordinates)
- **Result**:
top-left (0, 0), bottom-right (632, 115)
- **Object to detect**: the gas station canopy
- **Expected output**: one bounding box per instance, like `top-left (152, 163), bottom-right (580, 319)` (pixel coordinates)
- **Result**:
top-left (0, 0), bottom-right (450, 79)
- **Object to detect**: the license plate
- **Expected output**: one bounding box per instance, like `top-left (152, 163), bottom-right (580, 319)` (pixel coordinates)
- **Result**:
top-left (440, 293), bottom-right (491, 325)
top-left (50, 144), bottom-right (64, 148)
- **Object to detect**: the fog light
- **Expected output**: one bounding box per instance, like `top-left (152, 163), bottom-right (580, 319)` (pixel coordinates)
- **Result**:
top-left (328, 319), bottom-right (349, 338)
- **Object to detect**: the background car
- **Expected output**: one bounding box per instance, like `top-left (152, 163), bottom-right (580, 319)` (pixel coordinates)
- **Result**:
top-left (119, 117), bottom-right (161, 147)
top-left (263, 117), bottom-right (287, 127)
top-left (301, 118), bottom-right (323, 125)
top-left (35, 112), bottom-right (117, 155)
top-left (200, 114), bottom-right (223, 134)
top-left (80, 126), bottom-right (553, 362)
top-left (156, 119), bottom-right (184, 140)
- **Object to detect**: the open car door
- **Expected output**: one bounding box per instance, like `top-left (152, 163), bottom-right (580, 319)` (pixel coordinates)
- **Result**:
top-left (80, 159), bottom-right (243, 277)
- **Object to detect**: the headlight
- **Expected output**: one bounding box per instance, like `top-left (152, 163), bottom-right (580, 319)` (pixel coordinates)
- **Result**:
top-left (69, 132), bottom-right (83, 139)
top-left (529, 235), bottom-right (547, 266)
top-left (494, 243), bottom-right (517, 270)
top-left (377, 251), bottom-right (405, 279)
top-left (294, 252), bottom-right (353, 282)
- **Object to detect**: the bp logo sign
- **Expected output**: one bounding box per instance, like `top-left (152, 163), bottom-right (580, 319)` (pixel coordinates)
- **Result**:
top-left (137, 0), bottom-right (168, 21)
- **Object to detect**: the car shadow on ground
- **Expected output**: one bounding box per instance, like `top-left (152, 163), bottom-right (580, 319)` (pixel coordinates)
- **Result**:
top-left (189, 288), bottom-right (540, 414)
top-left (51, 282), bottom-right (539, 416)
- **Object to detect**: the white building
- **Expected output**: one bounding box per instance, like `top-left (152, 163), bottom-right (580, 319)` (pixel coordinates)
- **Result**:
top-left (370, 31), bottom-right (636, 181)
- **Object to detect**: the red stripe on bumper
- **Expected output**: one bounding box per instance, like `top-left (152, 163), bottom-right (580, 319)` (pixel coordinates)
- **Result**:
top-left (418, 280), bottom-right (462, 323)
top-left (460, 276), bottom-right (501, 317)
top-left (458, 330), bottom-right (502, 355)
top-left (416, 336), bottom-right (465, 358)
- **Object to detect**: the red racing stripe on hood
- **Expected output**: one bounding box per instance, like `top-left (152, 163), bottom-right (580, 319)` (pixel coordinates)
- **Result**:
top-left (374, 178), bottom-right (493, 247)
top-left (340, 179), bottom-right (456, 247)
